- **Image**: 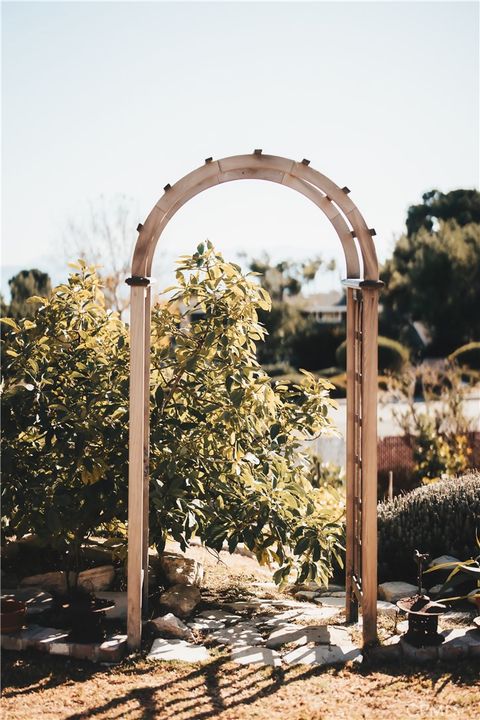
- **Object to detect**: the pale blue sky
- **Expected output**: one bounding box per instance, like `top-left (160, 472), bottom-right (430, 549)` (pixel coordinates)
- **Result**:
top-left (2, 1), bottom-right (479, 296)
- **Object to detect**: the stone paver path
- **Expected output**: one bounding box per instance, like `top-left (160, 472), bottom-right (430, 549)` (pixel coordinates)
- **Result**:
top-left (147, 638), bottom-right (211, 662)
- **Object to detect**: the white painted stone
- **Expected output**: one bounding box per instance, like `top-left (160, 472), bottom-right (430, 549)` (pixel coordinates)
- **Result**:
top-left (231, 645), bottom-right (281, 667)
top-left (396, 620), bottom-right (409, 635)
top-left (49, 643), bottom-right (71, 655)
top-left (147, 638), bottom-right (210, 663)
top-left (283, 643), bottom-right (361, 666)
top-left (314, 596), bottom-right (345, 608)
top-left (158, 552), bottom-right (204, 588)
top-left (329, 592), bottom-right (347, 598)
top-left (1, 625), bottom-right (69, 652)
top-left (378, 581), bottom-right (421, 603)
top-left (377, 600), bottom-right (398, 618)
top-left (150, 613), bottom-right (193, 641)
top-left (159, 584), bottom-right (201, 618)
top-left (211, 622), bottom-right (263, 646)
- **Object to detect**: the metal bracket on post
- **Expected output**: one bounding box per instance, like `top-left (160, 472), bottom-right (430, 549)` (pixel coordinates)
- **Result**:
top-left (126, 276), bottom-right (151, 287)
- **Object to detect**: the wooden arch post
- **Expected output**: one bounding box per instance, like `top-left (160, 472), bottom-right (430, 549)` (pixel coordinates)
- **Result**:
top-left (126, 152), bottom-right (382, 651)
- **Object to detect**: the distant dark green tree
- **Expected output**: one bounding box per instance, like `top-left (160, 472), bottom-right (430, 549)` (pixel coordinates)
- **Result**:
top-left (247, 254), bottom-right (337, 368)
top-left (381, 221), bottom-right (480, 356)
top-left (406, 189), bottom-right (480, 237)
top-left (6, 269), bottom-right (52, 320)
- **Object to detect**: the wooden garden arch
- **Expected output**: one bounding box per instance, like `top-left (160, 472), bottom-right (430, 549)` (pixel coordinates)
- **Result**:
top-left (126, 151), bottom-right (382, 650)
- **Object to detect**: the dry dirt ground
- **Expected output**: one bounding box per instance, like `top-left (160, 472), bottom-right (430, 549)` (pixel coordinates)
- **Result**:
top-left (2, 545), bottom-right (479, 720)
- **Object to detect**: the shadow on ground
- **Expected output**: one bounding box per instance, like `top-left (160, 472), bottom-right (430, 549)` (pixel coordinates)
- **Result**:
top-left (2, 648), bottom-right (479, 720)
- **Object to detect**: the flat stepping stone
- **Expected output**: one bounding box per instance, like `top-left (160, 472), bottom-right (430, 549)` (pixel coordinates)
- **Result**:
top-left (147, 638), bottom-right (210, 662)
top-left (224, 600), bottom-right (266, 611)
top-left (188, 618), bottom-right (228, 631)
top-left (378, 581), bottom-right (423, 603)
top-left (197, 610), bottom-right (241, 624)
top-left (283, 642), bottom-right (362, 666)
top-left (266, 625), bottom-right (304, 648)
top-left (231, 645), bottom-right (281, 667)
top-left (314, 596), bottom-right (345, 608)
top-left (296, 606), bottom-right (341, 621)
top-left (210, 623), bottom-right (263, 646)
top-left (266, 624), bottom-right (352, 649)
top-left (255, 610), bottom-right (301, 627)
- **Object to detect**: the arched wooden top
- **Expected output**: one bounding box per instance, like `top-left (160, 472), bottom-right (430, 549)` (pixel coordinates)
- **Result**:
top-left (131, 153), bottom-right (379, 281)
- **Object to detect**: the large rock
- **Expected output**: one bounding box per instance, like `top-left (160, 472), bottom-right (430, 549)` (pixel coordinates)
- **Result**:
top-left (20, 565), bottom-right (115, 594)
top-left (159, 584), bottom-right (201, 618)
top-left (378, 581), bottom-right (422, 603)
top-left (157, 552), bottom-right (204, 588)
top-left (20, 571), bottom-right (73, 594)
top-left (150, 613), bottom-right (193, 641)
top-left (78, 565), bottom-right (115, 592)
top-left (428, 555), bottom-right (459, 568)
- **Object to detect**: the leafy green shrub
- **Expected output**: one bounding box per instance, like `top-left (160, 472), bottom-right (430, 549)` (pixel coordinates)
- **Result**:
top-left (148, 244), bottom-right (343, 585)
top-left (1, 246), bottom-right (344, 587)
top-left (1, 262), bottom-right (129, 581)
top-left (377, 472), bottom-right (480, 583)
top-left (448, 341), bottom-right (480, 371)
top-left (336, 335), bottom-right (409, 374)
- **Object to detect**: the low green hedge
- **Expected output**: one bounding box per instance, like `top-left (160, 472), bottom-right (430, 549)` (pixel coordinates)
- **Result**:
top-left (377, 472), bottom-right (480, 583)
top-left (335, 335), bottom-right (409, 374)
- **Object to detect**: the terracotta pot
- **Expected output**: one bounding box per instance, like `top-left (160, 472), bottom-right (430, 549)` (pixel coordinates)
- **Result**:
top-left (1, 598), bottom-right (26, 634)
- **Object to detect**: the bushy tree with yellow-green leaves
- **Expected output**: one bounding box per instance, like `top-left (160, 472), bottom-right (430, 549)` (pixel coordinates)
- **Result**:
top-left (1, 245), bottom-right (344, 587)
